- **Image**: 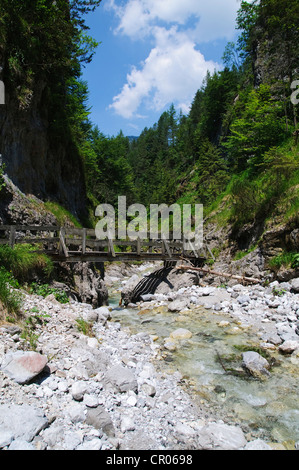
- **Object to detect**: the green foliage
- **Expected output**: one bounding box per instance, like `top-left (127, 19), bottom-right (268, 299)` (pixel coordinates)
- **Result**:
top-left (223, 85), bottom-right (286, 172)
top-left (229, 174), bottom-right (263, 226)
top-left (0, 244), bottom-right (53, 282)
top-left (272, 286), bottom-right (287, 297)
top-left (0, 0), bottom-right (101, 97)
top-left (233, 344), bottom-right (272, 361)
top-left (292, 254), bottom-right (299, 269)
top-left (229, 141), bottom-right (299, 229)
top-left (20, 309), bottom-right (50, 350)
top-left (268, 252), bottom-right (299, 270)
top-left (176, 139), bottom-right (230, 207)
top-left (222, 42), bottom-right (241, 70)
top-left (83, 127), bottom-right (135, 206)
top-left (0, 267), bottom-right (22, 316)
top-left (252, 145), bottom-right (299, 221)
top-left (125, 104), bottom-right (182, 206)
top-left (65, 78), bottom-right (92, 144)
top-left (258, 146), bottom-right (299, 186)
top-left (256, 0), bottom-right (299, 84)
top-left (194, 68), bottom-right (241, 145)
top-left (236, 0), bottom-right (261, 60)
top-left (44, 201), bottom-right (82, 228)
top-left (233, 244), bottom-right (258, 260)
top-left (0, 0), bottom-right (101, 217)
top-left (75, 317), bottom-right (94, 337)
top-left (29, 283), bottom-right (69, 304)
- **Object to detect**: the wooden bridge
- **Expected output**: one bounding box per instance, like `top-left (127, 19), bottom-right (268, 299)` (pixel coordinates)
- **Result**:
top-left (0, 225), bottom-right (214, 264)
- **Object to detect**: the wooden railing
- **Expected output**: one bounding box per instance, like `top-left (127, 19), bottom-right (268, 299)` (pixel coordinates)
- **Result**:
top-left (0, 225), bottom-right (213, 263)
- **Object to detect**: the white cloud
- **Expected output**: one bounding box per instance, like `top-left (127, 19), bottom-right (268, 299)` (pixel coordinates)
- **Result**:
top-left (106, 0), bottom-right (240, 119)
top-left (109, 27), bottom-right (218, 119)
top-left (107, 0), bottom-right (240, 41)
top-left (110, 0), bottom-right (151, 38)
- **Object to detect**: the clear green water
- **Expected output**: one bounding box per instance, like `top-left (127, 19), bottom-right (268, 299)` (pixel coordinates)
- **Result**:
top-left (109, 288), bottom-right (299, 445)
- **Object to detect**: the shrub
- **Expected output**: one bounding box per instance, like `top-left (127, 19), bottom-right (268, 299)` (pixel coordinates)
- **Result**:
top-left (29, 283), bottom-right (69, 304)
top-left (223, 85), bottom-right (286, 172)
top-left (20, 310), bottom-right (51, 350)
top-left (229, 174), bottom-right (264, 226)
top-left (0, 244), bottom-right (53, 282)
top-left (0, 267), bottom-right (22, 316)
top-left (268, 252), bottom-right (299, 270)
top-left (292, 254), bottom-right (299, 269)
top-left (75, 317), bottom-right (94, 337)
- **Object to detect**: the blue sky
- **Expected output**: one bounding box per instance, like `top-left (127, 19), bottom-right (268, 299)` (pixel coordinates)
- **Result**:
top-left (81, 0), bottom-right (241, 137)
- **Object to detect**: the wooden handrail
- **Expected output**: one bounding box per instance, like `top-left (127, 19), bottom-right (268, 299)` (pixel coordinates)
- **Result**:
top-left (0, 225), bottom-right (210, 263)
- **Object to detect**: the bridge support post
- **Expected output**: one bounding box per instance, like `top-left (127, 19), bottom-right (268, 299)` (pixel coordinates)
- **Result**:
top-left (162, 237), bottom-right (172, 258)
top-left (82, 228), bottom-right (87, 255)
top-left (137, 237), bottom-right (141, 256)
top-left (107, 238), bottom-right (116, 257)
top-left (9, 226), bottom-right (16, 249)
top-left (59, 228), bottom-right (69, 258)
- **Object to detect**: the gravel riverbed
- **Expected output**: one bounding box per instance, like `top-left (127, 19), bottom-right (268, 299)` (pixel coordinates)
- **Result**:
top-left (0, 263), bottom-right (298, 451)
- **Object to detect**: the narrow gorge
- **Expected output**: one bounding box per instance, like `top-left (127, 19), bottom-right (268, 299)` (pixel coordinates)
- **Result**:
top-left (0, 0), bottom-right (298, 454)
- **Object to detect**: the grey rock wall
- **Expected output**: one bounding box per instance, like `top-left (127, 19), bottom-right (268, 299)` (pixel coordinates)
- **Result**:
top-left (0, 85), bottom-right (87, 222)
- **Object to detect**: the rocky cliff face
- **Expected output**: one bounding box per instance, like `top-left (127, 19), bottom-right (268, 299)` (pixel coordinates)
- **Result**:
top-left (203, 209), bottom-right (299, 284)
top-left (0, 175), bottom-right (57, 226)
top-left (0, 82), bottom-right (87, 222)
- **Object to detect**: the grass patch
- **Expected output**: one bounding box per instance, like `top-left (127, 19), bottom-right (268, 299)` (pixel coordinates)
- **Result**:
top-left (0, 244), bottom-right (53, 282)
top-left (233, 244), bottom-right (258, 261)
top-left (268, 251), bottom-right (299, 270)
top-left (20, 309), bottom-right (51, 350)
top-left (75, 317), bottom-right (95, 337)
top-left (0, 267), bottom-right (23, 320)
top-left (0, 244), bottom-right (54, 323)
top-left (44, 201), bottom-right (82, 227)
